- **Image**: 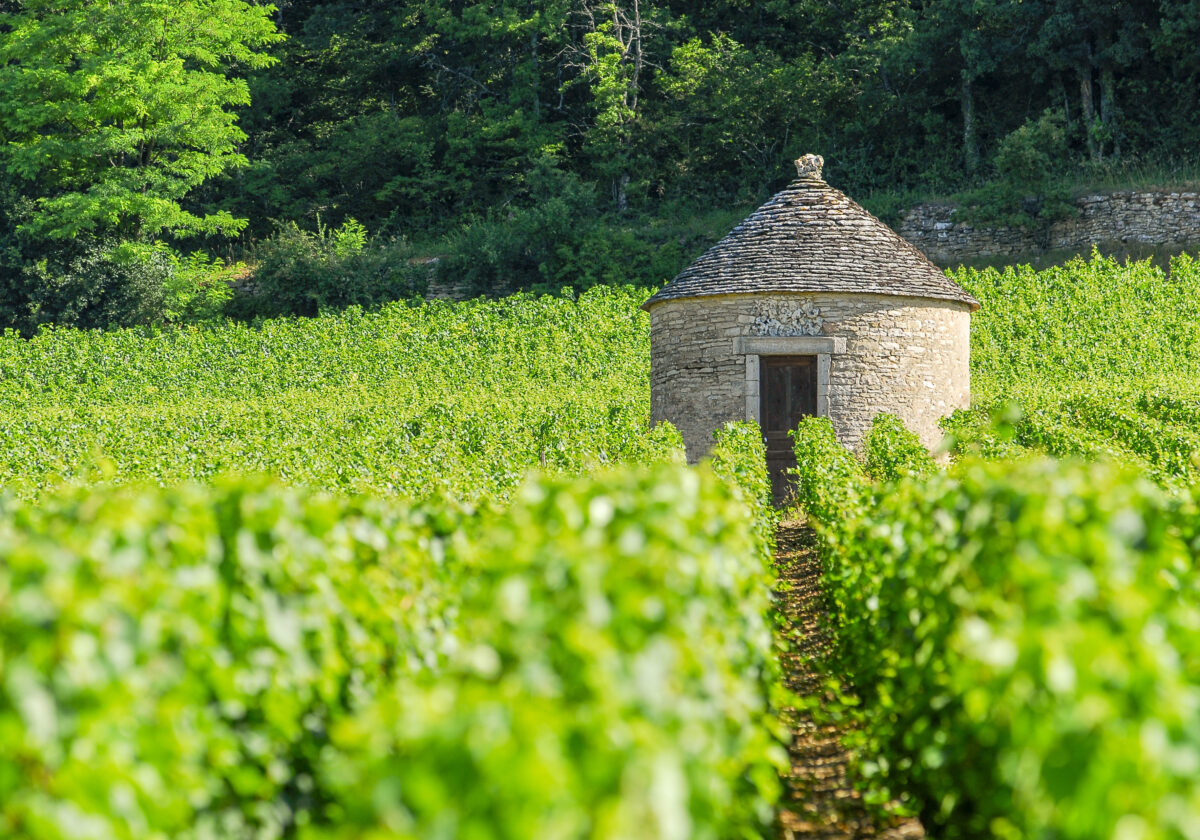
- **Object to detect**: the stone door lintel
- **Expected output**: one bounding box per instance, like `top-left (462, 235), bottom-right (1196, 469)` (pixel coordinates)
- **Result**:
top-left (735, 336), bottom-right (846, 356)
top-left (739, 335), bottom-right (844, 424)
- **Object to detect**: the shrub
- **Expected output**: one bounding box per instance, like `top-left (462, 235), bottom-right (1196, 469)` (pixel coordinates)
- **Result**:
top-left (433, 172), bottom-right (731, 296)
top-left (235, 220), bottom-right (428, 319)
top-left (438, 206), bottom-right (685, 296)
top-left (861, 413), bottom-right (937, 482)
top-left (945, 110), bottom-right (1076, 231)
top-left (790, 416), bottom-right (868, 538)
top-left (437, 168), bottom-right (601, 295)
top-left (816, 458), bottom-right (1200, 840)
top-left (993, 109), bottom-right (1071, 191)
top-left (157, 246), bottom-right (238, 324)
top-left (0, 229), bottom-right (239, 332)
top-left (20, 239), bottom-right (174, 330)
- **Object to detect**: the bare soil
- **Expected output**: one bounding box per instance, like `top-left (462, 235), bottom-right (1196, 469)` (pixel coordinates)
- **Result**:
top-left (773, 519), bottom-right (924, 840)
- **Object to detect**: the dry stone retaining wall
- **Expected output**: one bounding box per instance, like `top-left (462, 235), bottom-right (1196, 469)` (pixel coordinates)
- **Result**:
top-left (649, 292), bottom-right (970, 460)
top-left (898, 190), bottom-right (1200, 265)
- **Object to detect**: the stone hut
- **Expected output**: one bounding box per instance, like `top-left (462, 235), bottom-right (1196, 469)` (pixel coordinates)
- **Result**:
top-left (644, 155), bottom-right (979, 492)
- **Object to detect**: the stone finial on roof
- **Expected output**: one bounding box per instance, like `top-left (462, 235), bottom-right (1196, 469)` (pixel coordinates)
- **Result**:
top-left (794, 154), bottom-right (824, 181)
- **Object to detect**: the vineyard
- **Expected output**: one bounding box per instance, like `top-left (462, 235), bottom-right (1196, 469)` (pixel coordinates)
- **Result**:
top-left (1, 250), bottom-right (1195, 499)
top-left (787, 250), bottom-right (1200, 838)
top-left (0, 429), bottom-right (789, 839)
top-left (2, 251), bottom-right (1200, 837)
top-left (947, 251), bottom-right (1200, 485)
top-left (0, 288), bottom-right (791, 838)
top-left (791, 415), bottom-right (1200, 840)
top-left (0, 287), bottom-right (677, 500)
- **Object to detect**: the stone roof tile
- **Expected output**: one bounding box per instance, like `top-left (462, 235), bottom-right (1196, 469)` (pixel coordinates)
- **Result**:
top-left (643, 163), bottom-right (979, 311)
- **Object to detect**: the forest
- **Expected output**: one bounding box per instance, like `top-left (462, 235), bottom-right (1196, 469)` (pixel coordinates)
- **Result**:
top-left (2, 0), bottom-right (1199, 331)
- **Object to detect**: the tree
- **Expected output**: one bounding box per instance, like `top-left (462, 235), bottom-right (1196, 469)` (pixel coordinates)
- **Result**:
top-left (1028, 0), bottom-right (1155, 163)
top-left (659, 34), bottom-right (818, 197)
top-left (565, 0), bottom-right (662, 212)
top-left (0, 0), bottom-right (283, 241)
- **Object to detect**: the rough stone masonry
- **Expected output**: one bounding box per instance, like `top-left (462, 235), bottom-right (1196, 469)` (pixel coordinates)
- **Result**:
top-left (649, 292), bottom-right (970, 458)
top-left (898, 190), bottom-right (1200, 265)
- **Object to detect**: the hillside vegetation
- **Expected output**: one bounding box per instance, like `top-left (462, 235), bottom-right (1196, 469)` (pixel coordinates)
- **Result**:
top-left (4, 1), bottom-right (1200, 330)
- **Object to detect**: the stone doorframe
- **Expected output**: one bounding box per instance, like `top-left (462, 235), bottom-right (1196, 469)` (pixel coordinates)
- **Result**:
top-left (734, 336), bottom-right (847, 424)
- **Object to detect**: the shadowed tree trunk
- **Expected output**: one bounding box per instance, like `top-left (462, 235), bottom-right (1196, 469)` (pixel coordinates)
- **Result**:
top-left (1079, 57), bottom-right (1099, 162)
top-left (962, 74), bottom-right (979, 175)
top-left (1100, 65), bottom-right (1119, 159)
top-left (566, 0), bottom-right (652, 213)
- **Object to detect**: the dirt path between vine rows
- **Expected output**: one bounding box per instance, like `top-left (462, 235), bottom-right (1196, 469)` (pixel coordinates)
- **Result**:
top-left (773, 519), bottom-right (924, 840)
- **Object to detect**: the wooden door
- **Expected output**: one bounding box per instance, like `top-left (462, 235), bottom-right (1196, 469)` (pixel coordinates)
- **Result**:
top-left (760, 356), bottom-right (817, 501)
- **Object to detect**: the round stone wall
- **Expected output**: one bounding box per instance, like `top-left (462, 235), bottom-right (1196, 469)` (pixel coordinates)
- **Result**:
top-left (648, 292), bottom-right (971, 461)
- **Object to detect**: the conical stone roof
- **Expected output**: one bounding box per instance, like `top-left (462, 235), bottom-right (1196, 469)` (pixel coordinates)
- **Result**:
top-left (643, 155), bottom-right (979, 311)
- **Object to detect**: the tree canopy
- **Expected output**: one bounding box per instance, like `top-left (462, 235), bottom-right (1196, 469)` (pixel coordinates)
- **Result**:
top-left (209, 0), bottom-right (1200, 237)
top-left (2, 0), bottom-right (1200, 328)
top-left (0, 0), bottom-right (282, 240)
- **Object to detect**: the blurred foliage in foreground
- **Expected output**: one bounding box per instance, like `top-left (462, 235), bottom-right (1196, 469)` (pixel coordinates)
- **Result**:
top-left (790, 414), bottom-right (1200, 840)
top-left (0, 452), bottom-right (785, 839)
